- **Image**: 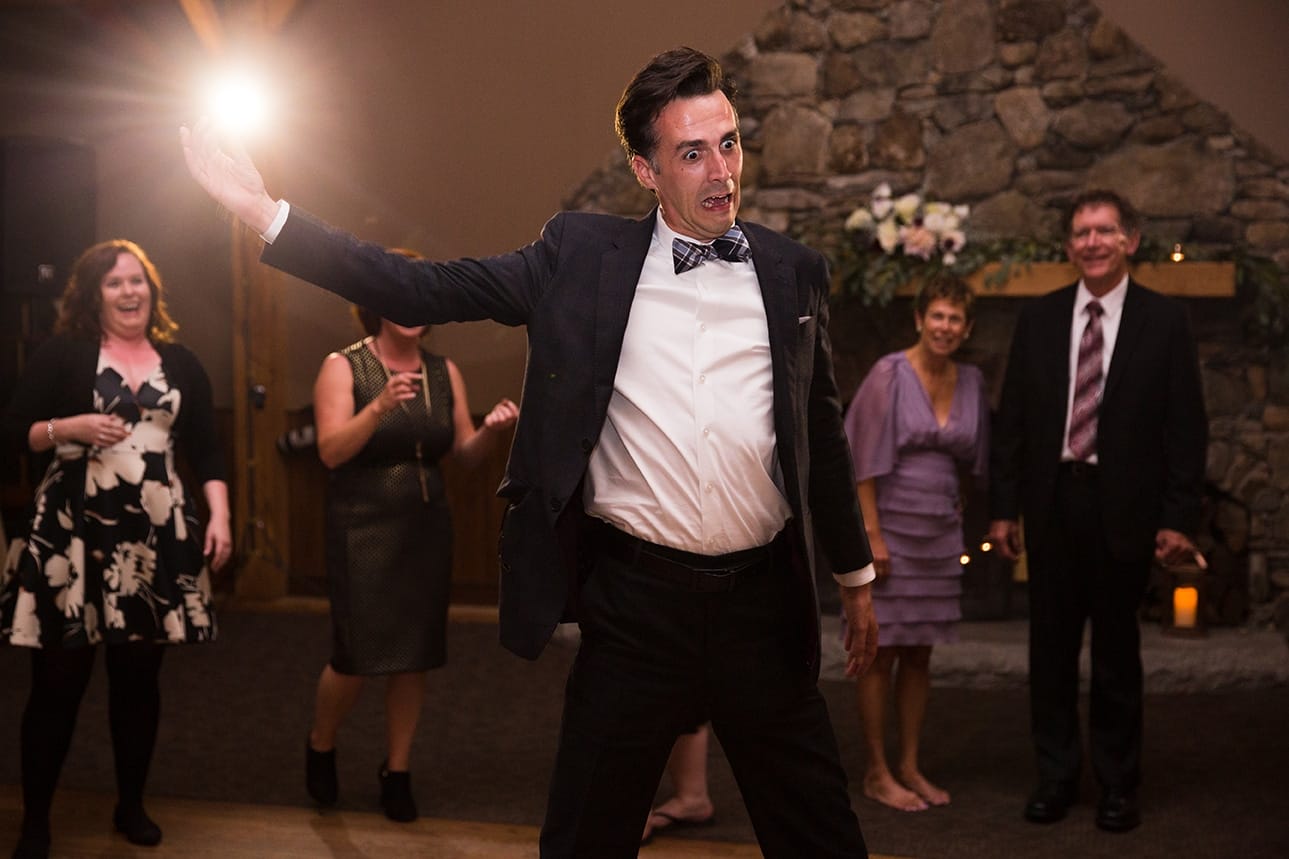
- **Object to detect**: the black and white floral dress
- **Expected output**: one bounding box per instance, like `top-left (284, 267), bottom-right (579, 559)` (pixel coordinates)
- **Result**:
top-left (1, 335), bottom-right (223, 649)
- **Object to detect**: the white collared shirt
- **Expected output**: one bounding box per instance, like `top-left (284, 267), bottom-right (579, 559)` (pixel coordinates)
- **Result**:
top-left (1062, 274), bottom-right (1128, 463)
top-left (584, 216), bottom-right (791, 555)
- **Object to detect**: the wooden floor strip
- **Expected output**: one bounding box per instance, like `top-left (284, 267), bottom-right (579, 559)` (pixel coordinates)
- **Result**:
top-left (0, 784), bottom-right (818, 858)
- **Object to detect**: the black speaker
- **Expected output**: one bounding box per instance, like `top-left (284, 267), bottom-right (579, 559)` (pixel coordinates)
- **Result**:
top-left (1, 136), bottom-right (96, 297)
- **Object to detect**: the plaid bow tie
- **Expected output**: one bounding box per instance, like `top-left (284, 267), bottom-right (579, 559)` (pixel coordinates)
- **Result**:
top-left (672, 224), bottom-right (751, 274)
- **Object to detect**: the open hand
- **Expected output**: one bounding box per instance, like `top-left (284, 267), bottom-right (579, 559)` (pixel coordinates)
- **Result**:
top-left (179, 117), bottom-right (280, 234)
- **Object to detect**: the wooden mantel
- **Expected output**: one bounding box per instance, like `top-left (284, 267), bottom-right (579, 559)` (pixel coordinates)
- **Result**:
top-left (895, 261), bottom-right (1236, 298)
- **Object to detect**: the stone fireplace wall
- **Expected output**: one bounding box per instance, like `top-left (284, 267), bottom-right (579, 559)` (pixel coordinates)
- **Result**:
top-left (566, 0), bottom-right (1289, 629)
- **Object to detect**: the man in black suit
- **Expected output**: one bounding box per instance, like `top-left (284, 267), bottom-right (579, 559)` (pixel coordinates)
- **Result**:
top-left (988, 189), bottom-right (1207, 834)
top-left (183, 48), bottom-right (876, 857)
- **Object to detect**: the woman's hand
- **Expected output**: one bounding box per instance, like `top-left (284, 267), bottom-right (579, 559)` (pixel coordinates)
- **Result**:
top-left (59, 413), bottom-right (130, 448)
top-left (204, 516), bottom-right (233, 571)
top-left (869, 531), bottom-right (891, 579)
top-left (372, 370), bottom-right (422, 416)
top-left (481, 398), bottom-right (519, 432)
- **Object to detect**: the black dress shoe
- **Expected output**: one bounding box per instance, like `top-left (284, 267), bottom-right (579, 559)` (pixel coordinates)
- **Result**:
top-left (379, 763), bottom-right (418, 823)
top-left (113, 803), bottom-right (162, 846)
top-left (306, 741), bottom-right (339, 806)
top-left (1096, 789), bottom-right (1140, 833)
top-left (1024, 781), bottom-right (1076, 823)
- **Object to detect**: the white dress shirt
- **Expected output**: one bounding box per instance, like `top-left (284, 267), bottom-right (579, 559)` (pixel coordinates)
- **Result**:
top-left (584, 216), bottom-right (791, 556)
top-left (1062, 274), bottom-right (1128, 463)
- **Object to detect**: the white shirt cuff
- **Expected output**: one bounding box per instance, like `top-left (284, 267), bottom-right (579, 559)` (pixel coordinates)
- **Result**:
top-left (261, 199), bottom-right (290, 244)
top-left (834, 563), bottom-right (876, 588)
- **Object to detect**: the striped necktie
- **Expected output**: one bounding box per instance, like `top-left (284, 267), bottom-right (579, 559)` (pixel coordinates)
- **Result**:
top-left (1067, 300), bottom-right (1105, 461)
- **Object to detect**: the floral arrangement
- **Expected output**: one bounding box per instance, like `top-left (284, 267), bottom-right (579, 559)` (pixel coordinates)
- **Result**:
top-left (845, 183), bottom-right (969, 265)
top-left (834, 183), bottom-right (972, 304)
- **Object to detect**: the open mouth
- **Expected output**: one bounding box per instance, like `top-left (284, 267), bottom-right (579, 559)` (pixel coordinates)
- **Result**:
top-left (702, 193), bottom-right (732, 210)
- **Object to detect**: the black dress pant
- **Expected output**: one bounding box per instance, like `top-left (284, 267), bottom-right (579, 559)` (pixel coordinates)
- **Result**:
top-left (539, 530), bottom-right (867, 858)
top-left (1027, 465), bottom-right (1151, 793)
top-left (20, 642), bottom-right (165, 825)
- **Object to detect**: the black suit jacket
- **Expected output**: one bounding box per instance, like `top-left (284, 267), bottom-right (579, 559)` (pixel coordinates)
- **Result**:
top-left (989, 279), bottom-right (1207, 562)
top-left (262, 208), bottom-right (871, 668)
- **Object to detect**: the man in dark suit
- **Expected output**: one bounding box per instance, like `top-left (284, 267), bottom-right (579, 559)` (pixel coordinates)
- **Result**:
top-left (183, 48), bottom-right (876, 857)
top-left (988, 189), bottom-right (1207, 834)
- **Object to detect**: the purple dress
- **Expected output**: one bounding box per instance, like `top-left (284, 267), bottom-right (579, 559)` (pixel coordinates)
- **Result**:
top-left (844, 352), bottom-right (988, 646)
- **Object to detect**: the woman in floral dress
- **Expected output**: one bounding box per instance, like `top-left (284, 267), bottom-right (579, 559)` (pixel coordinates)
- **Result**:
top-left (1, 240), bottom-right (231, 858)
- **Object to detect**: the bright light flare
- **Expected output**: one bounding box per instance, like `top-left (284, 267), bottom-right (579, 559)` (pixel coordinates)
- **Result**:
top-left (205, 69), bottom-right (272, 138)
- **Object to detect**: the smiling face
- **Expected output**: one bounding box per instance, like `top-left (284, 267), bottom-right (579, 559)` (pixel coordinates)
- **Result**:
top-left (630, 91), bottom-right (742, 242)
top-left (98, 252), bottom-right (153, 341)
top-left (1066, 202), bottom-right (1141, 295)
top-left (915, 298), bottom-right (972, 359)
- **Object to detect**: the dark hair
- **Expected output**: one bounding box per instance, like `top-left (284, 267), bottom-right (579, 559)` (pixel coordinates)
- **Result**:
top-left (914, 272), bottom-right (976, 322)
top-left (55, 239), bottom-right (178, 343)
top-left (1065, 189), bottom-right (1141, 236)
top-left (615, 47), bottom-right (737, 166)
top-left (351, 247), bottom-right (425, 337)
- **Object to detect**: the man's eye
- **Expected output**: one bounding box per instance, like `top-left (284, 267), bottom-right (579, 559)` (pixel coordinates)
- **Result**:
top-left (683, 151), bottom-right (699, 161)
top-left (721, 139), bottom-right (737, 150)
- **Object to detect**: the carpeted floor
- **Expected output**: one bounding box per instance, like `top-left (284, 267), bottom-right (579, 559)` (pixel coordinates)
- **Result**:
top-left (1, 609), bottom-right (1287, 858)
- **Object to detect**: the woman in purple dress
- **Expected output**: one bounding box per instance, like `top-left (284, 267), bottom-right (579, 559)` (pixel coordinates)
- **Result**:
top-left (843, 273), bottom-right (987, 812)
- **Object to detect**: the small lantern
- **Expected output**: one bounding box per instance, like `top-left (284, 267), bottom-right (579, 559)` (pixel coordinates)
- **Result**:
top-left (1161, 561), bottom-right (1206, 637)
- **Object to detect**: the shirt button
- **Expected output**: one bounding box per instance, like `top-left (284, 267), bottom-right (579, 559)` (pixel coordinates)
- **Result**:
top-left (705, 483), bottom-right (713, 494)
top-left (702, 427), bottom-right (710, 436)
top-left (698, 374), bottom-right (706, 384)
top-left (699, 323), bottom-right (707, 332)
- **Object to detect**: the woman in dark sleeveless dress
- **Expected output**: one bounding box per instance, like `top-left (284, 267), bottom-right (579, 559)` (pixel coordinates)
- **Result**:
top-left (303, 292), bottom-right (517, 823)
top-left (2, 240), bottom-right (230, 858)
top-left (843, 273), bottom-right (988, 812)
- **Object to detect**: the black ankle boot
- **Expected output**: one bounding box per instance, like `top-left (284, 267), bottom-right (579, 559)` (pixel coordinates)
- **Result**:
top-left (113, 803), bottom-right (162, 847)
top-left (378, 763), bottom-right (418, 823)
top-left (306, 741), bottom-right (339, 806)
top-left (11, 818), bottom-right (50, 859)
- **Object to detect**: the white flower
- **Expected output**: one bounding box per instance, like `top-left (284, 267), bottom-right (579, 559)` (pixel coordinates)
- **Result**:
top-left (941, 229), bottom-right (967, 253)
top-left (876, 218), bottom-right (900, 253)
top-left (844, 208), bottom-right (875, 232)
top-left (893, 193), bottom-right (921, 222)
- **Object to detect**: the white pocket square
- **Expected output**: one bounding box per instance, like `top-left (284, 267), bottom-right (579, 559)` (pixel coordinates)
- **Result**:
top-left (798, 315), bottom-right (813, 324)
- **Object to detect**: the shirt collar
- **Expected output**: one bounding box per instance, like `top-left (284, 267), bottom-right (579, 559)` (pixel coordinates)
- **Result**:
top-left (1075, 273), bottom-right (1128, 319)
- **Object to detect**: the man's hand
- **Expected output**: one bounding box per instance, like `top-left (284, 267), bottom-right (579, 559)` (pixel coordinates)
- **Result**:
top-left (840, 583), bottom-right (878, 677)
top-left (179, 117), bottom-right (280, 235)
top-left (988, 518), bottom-right (1023, 561)
top-left (1155, 527), bottom-right (1206, 569)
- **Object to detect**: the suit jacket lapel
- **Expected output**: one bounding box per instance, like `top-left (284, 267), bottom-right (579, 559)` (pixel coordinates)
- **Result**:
top-left (745, 222), bottom-right (801, 494)
top-left (1103, 280), bottom-right (1145, 403)
top-left (592, 211), bottom-right (655, 420)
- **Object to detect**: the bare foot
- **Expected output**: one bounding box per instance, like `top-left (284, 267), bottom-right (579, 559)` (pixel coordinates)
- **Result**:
top-left (641, 797), bottom-right (716, 844)
top-left (863, 771), bottom-right (929, 812)
top-left (899, 767), bottom-right (951, 806)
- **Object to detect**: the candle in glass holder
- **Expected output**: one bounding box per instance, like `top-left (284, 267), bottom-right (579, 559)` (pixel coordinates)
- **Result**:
top-left (1173, 586), bottom-right (1199, 629)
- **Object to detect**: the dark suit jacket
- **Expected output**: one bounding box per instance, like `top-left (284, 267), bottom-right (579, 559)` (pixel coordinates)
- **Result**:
top-left (989, 279), bottom-right (1207, 562)
top-left (262, 207), bottom-right (871, 668)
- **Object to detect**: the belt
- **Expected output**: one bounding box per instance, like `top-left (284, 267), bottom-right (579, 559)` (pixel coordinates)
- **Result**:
top-left (593, 521), bottom-right (773, 593)
top-left (1059, 460), bottom-right (1099, 479)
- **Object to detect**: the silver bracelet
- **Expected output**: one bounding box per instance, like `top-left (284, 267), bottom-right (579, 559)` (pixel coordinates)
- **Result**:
top-left (46, 418), bottom-right (57, 445)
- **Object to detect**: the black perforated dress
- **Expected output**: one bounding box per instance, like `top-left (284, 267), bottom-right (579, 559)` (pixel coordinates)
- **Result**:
top-left (323, 339), bottom-right (455, 675)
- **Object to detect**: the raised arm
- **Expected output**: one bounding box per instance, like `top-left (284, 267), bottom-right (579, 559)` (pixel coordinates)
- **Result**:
top-left (179, 117), bottom-right (280, 235)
